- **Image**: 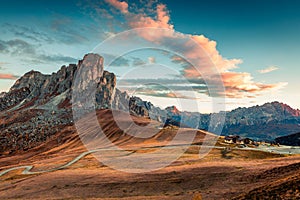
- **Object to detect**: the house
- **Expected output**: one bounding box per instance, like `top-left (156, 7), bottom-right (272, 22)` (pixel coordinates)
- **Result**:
top-left (224, 135), bottom-right (256, 145)
top-left (224, 135), bottom-right (240, 144)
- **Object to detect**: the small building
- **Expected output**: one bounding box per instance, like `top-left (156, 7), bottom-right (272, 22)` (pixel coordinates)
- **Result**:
top-left (224, 135), bottom-right (240, 144)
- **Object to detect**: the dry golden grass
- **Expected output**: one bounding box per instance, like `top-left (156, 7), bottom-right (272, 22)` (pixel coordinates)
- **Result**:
top-left (0, 110), bottom-right (299, 199)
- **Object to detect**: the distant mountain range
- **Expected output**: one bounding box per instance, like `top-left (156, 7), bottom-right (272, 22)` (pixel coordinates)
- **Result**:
top-left (0, 53), bottom-right (299, 154)
top-left (173, 101), bottom-right (300, 141)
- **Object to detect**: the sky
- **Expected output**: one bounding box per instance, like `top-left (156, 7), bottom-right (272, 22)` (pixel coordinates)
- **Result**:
top-left (0, 0), bottom-right (299, 113)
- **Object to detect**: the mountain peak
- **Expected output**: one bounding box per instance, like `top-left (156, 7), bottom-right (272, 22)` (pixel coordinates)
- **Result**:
top-left (10, 70), bottom-right (49, 93)
top-left (165, 105), bottom-right (180, 114)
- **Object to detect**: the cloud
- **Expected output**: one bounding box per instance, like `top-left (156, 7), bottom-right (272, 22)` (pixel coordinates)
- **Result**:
top-left (258, 66), bottom-right (279, 74)
top-left (0, 62), bottom-right (8, 70)
top-left (171, 55), bottom-right (186, 65)
top-left (186, 35), bottom-right (243, 72)
top-left (100, 53), bottom-right (130, 66)
top-left (127, 4), bottom-right (173, 29)
top-left (0, 73), bottom-right (18, 80)
top-left (132, 57), bottom-right (146, 66)
top-left (105, 0), bottom-right (128, 14)
top-left (37, 54), bottom-right (78, 63)
top-left (0, 39), bottom-right (78, 64)
top-left (111, 56), bottom-right (130, 66)
top-left (136, 90), bottom-right (200, 100)
top-left (50, 15), bottom-right (90, 44)
top-left (126, 4), bottom-right (174, 42)
top-left (118, 78), bottom-right (207, 94)
top-left (3, 16), bottom-right (102, 46)
top-left (95, 0), bottom-right (288, 99)
top-left (0, 39), bottom-right (36, 55)
top-left (148, 56), bottom-right (156, 64)
top-left (220, 72), bottom-right (288, 98)
top-left (0, 43), bottom-right (7, 52)
top-left (3, 23), bottom-right (54, 44)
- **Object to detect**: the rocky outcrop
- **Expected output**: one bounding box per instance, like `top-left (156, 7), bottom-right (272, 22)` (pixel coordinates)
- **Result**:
top-left (0, 87), bottom-right (30, 111)
top-left (0, 109), bottom-right (72, 153)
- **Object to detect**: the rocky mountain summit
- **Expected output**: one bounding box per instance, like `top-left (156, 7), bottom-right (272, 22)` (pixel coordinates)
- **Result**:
top-left (221, 102), bottom-right (300, 140)
top-left (0, 54), bottom-right (164, 153)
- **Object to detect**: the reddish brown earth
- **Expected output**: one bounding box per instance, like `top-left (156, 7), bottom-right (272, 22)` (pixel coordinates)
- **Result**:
top-left (0, 110), bottom-right (299, 200)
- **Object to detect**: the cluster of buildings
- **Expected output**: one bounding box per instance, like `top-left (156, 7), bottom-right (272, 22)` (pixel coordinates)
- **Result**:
top-left (223, 135), bottom-right (281, 147)
top-left (224, 135), bottom-right (258, 147)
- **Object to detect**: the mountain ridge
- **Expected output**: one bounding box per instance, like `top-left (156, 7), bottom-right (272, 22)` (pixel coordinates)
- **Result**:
top-left (0, 53), bottom-right (299, 155)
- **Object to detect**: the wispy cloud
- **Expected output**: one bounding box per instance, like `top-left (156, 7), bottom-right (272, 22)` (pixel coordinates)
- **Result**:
top-left (3, 16), bottom-right (101, 46)
top-left (171, 55), bottom-right (186, 65)
top-left (118, 78), bottom-right (207, 97)
top-left (0, 39), bottom-right (35, 55)
top-left (136, 90), bottom-right (201, 100)
top-left (0, 73), bottom-right (18, 80)
top-left (3, 23), bottom-right (54, 44)
top-left (0, 39), bottom-right (78, 64)
top-left (112, 56), bottom-right (130, 66)
top-left (0, 62), bottom-right (9, 70)
top-left (132, 57), bottom-right (146, 66)
top-left (258, 66), bottom-right (279, 74)
top-left (50, 15), bottom-right (91, 44)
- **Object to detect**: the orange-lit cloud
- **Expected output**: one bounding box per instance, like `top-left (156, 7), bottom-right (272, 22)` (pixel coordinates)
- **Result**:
top-left (148, 56), bottom-right (156, 64)
top-left (220, 71), bottom-right (287, 98)
top-left (127, 4), bottom-right (173, 29)
top-left (105, 0), bottom-right (287, 99)
top-left (0, 73), bottom-right (18, 80)
top-left (187, 35), bottom-right (243, 72)
top-left (125, 3), bottom-right (174, 42)
top-left (105, 0), bottom-right (128, 14)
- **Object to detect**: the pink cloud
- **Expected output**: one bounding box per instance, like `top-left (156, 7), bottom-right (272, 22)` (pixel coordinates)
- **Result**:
top-left (125, 3), bottom-right (174, 42)
top-left (177, 34), bottom-right (287, 98)
top-left (105, 0), bottom-right (128, 14)
top-left (128, 4), bottom-right (173, 29)
top-left (0, 73), bottom-right (18, 80)
top-left (188, 35), bottom-right (242, 72)
top-left (220, 72), bottom-right (288, 98)
top-left (171, 55), bottom-right (184, 62)
top-left (101, 0), bottom-right (288, 99)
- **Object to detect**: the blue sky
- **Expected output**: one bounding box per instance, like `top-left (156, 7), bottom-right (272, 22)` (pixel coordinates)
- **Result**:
top-left (0, 0), bottom-right (299, 112)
